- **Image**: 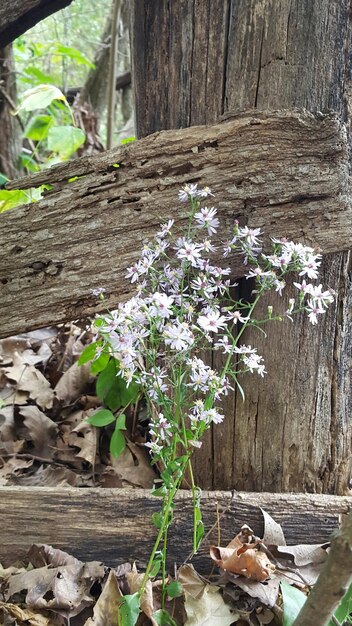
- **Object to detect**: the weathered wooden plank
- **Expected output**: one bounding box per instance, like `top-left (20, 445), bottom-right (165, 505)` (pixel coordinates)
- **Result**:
top-left (1, 109), bottom-right (351, 339)
top-left (0, 488), bottom-right (350, 571)
top-left (0, 0), bottom-right (75, 48)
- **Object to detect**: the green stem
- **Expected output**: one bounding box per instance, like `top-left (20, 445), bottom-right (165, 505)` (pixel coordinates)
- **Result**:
top-left (188, 458), bottom-right (198, 554)
top-left (140, 453), bottom-right (190, 595)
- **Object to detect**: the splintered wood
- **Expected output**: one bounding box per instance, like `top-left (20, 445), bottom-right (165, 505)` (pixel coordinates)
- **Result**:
top-left (1, 109), bottom-right (351, 338)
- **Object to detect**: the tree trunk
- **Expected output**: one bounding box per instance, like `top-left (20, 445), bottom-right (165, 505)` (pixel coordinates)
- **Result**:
top-left (0, 46), bottom-right (21, 180)
top-left (131, 0), bottom-right (352, 494)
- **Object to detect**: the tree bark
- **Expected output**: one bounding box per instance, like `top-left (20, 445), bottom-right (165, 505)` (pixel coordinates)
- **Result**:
top-left (1, 110), bottom-right (351, 338)
top-left (0, 46), bottom-right (21, 180)
top-left (293, 511), bottom-right (352, 626)
top-left (0, 0), bottom-right (75, 48)
top-left (131, 0), bottom-right (352, 495)
top-left (0, 487), bottom-right (349, 571)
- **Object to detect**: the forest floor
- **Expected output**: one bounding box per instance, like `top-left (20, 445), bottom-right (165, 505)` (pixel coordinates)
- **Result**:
top-left (0, 325), bottom-right (343, 625)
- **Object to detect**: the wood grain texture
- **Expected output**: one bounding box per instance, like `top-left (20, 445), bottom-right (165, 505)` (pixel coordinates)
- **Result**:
top-left (0, 0), bottom-right (74, 48)
top-left (131, 0), bottom-right (352, 494)
top-left (1, 109), bottom-right (351, 339)
top-left (0, 487), bottom-right (350, 571)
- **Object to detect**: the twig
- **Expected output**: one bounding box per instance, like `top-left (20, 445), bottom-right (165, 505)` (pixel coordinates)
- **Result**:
top-left (0, 452), bottom-right (70, 467)
top-left (106, 0), bottom-right (121, 148)
top-left (292, 511), bottom-right (352, 626)
top-left (182, 499), bottom-right (233, 564)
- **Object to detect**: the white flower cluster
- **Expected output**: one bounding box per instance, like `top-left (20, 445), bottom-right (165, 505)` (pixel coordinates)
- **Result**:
top-left (93, 183), bottom-right (334, 458)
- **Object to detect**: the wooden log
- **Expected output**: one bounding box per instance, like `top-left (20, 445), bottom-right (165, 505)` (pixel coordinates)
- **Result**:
top-left (66, 72), bottom-right (132, 103)
top-left (0, 487), bottom-right (350, 572)
top-left (0, 0), bottom-right (75, 48)
top-left (1, 109), bottom-right (351, 339)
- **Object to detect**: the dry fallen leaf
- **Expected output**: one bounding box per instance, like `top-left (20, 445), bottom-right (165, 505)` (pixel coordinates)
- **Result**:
top-left (54, 362), bottom-right (92, 405)
top-left (0, 457), bottom-right (33, 486)
top-left (210, 526), bottom-right (275, 582)
top-left (127, 563), bottom-right (157, 625)
top-left (0, 601), bottom-right (60, 626)
top-left (4, 352), bottom-right (54, 409)
top-left (19, 405), bottom-right (58, 457)
top-left (69, 411), bottom-right (98, 466)
top-left (83, 569), bottom-right (122, 626)
top-left (109, 440), bottom-right (158, 488)
top-left (261, 508), bottom-right (286, 547)
top-left (178, 565), bottom-right (238, 626)
top-left (5, 545), bottom-right (104, 618)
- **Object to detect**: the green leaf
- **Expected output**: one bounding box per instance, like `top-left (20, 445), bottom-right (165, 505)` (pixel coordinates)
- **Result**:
top-left (18, 153), bottom-right (40, 172)
top-left (23, 66), bottom-right (57, 85)
top-left (151, 485), bottom-right (168, 498)
top-left (149, 553), bottom-right (162, 578)
top-left (15, 84), bottom-right (67, 114)
top-left (78, 342), bottom-right (100, 365)
top-left (195, 521), bottom-right (205, 550)
top-left (47, 125), bottom-right (85, 159)
top-left (90, 351), bottom-right (110, 374)
top-left (115, 413), bottom-right (127, 431)
top-left (24, 115), bottom-right (53, 141)
top-left (88, 409), bottom-right (116, 427)
top-left (54, 44), bottom-right (95, 68)
top-left (0, 189), bottom-right (32, 212)
top-left (0, 173), bottom-right (9, 186)
top-left (334, 583), bottom-right (352, 624)
top-left (165, 581), bottom-right (183, 599)
top-left (120, 136), bottom-right (136, 145)
top-left (110, 426), bottom-right (126, 458)
top-left (152, 512), bottom-right (163, 530)
top-left (152, 609), bottom-right (178, 626)
top-left (118, 593), bottom-right (140, 626)
top-left (281, 581), bottom-right (306, 626)
top-left (96, 360), bottom-right (140, 411)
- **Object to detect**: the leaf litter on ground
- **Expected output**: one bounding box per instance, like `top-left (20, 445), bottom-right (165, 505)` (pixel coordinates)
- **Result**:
top-left (0, 509), bottom-right (333, 625)
top-left (0, 323), bottom-right (157, 489)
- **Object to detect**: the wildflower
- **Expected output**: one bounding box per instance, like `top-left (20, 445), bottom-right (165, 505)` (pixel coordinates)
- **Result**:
top-left (243, 353), bottom-right (266, 376)
top-left (197, 186), bottom-right (214, 198)
top-left (293, 279), bottom-right (313, 295)
top-left (234, 344), bottom-right (257, 354)
top-left (237, 226), bottom-right (262, 247)
top-left (274, 279), bottom-right (286, 295)
top-left (150, 413), bottom-right (172, 441)
top-left (163, 320), bottom-right (194, 350)
top-left (197, 308), bottom-right (227, 333)
top-left (126, 264), bottom-right (140, 283)
top-left (178, 183), bottom-right (198, 202)
top-left (194, 206), bottom-right (220, 235)
top-left (225, 310), bottom-right (249, 324)
top-left (306, 301), bottom-right (325, 325)
top-left (245, 267), bottom-right (272, 280)
top-left (156, 219), bottom-right (174, 237)
top-left (201, 408), bottom-right (224, 425)
top-left (200, 239), bottom-right (217, 253)
top-left (309, 284), bottom-right (335, 308)
top-left (145, 440), bottom-right (163, 455)
top-left (214, 335), bottom-right (232, 353)
top-left (149, 292), bottom-right (174, 319)
top-left (92, 287), bottom-right (106, 297)
top-left (176, 240), bottom-right (202, 266)
top-left (299, 255), bottom-right (321, 280)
